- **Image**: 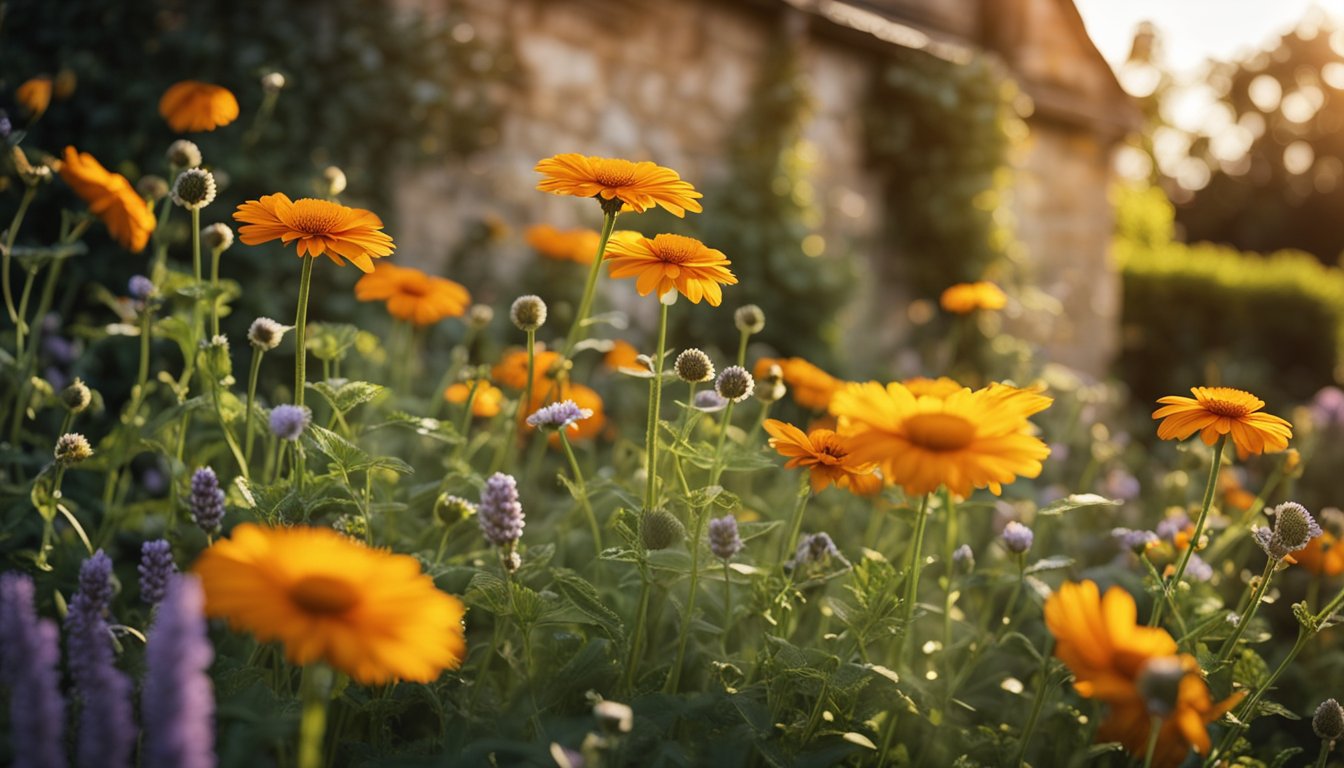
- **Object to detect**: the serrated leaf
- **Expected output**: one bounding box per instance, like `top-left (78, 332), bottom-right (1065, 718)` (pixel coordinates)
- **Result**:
top-left (549, 568), bottom-right (625, 643)
top-left (308, 379), bottom-right (385, 415)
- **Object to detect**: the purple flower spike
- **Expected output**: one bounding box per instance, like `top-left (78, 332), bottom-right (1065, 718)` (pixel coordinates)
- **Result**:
top-left (708, 515), bottom-right (744, 561)
top-left (189, 467), bottom-right (226, 534)
top-left (143, 575), bottom-right (215, 768)
top-left (65, 551), bottom-right (134, 768)
top-left (479, 472), bottom-right (525, 547)
top-left (138, 540), bottom-right (177, 605)
top-left (0, 572), bottom-right (67, 768)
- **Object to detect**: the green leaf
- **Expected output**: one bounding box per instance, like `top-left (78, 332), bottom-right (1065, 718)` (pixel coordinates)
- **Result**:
top-left (1037, 494), bottom-right (1121, 516)
top-left (549, 568), bottom-right (626, 643)
top-left (307, 380), bottom-right (385, 415)
top-left (305, 323), bottom-right (361, 362)
top-left (1024, 555), bottom-right (1074, 575)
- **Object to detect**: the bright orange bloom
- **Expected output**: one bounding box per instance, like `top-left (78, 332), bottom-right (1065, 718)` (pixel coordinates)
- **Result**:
top-left (354, 262), bottom-right (470, 326)
top-left (158, 80), bottom-right (240, 132)
top-left (763, 419), bottom-right (881, 495)
top-left (1296, 520), bottom-right (1344, 576)
top-left (526, 224), bottom-right (602, 264)
top-left (444, 380), bottom-right (503, 418)
top-left (902, 376), bottom-right (967, 399)
top-left (528, 381), bottom-right (606, 443)
top-left (604, 339), bottom-right (642, 372)
top-left (1045, 581), bottom-right (1243, 768)
top-left (755, 357), bottom-right (846, 411)
top-left (604, 233), bottom-right (736, 305)
top-left (233, 193), bottom-right (395, 272)
top-left (831, 380), bottom-right (1051, 497)
top-left (535, 153), bottom-right (703, 217)
top-left (1219, 473), bottom-right (1257, 512)
top-left (940, 281), bottom-right (1007, 314)
top-left (492, 344), bottom-right (562, 391)
top-left (16, 77), bottom-right (53, 118)
top-left (195, 523), bottom-right (466, 685)
top-left (1153, 387), bottom-right (1292, 458)
top-left (59, 146), bottom-right (156, 253)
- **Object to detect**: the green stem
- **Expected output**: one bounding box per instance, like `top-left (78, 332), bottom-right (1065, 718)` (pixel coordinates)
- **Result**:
top-left (900, 494), bottom-right (932, 663)
top-left (244, 348), bottom-right (263, 464)
top-left (722, 560), bottom-right (732, 637)
top-left (210, 374), bottom-right (250, 480)
top-left (190, 208), bottom-right (204, 341)
top-left (293, 255), bottom-right (315, 407)
top-left (1151, 435), bottom-right (1225, 628)
top-left (209, 244), bottom-right (222, 338)
top-left (2, 185), bottom-right (36, 325)
top-left (779, 473), bottom-right (813, 563)
top-left (1141, 714), bottom-right (1162, 768)
top-left (560, 210), bottom-right (618, 358)
top-left (623, 562), bottom-right (652, 694)
top-left (735, 327), bottom-right (749, 367)
top-left (644, 302), bottom-right (669, 512)
top-left (941, 490), bottom-right (958, 673)
top-left (665, 501), bottom-right (710, 694)
top-left (1315, 740), bottom-right (1332, 768)
top-left (1217, 557), bottom-right (1278, 663)
top-left (297, 664), bottom-right (333, 768)
top-left (1011, 637), bottom-right (1055, 767)
top-left (558, 431), bottom-right (601, 558)
top-left (12, 265), bottom-right (36, 357)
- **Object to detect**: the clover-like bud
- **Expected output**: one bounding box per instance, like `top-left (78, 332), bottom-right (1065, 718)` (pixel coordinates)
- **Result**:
top-left (55, 432), bottom-right (93, 465)
top-left (715, 365), bottom-right (754, 403)
top-left (1315, 698), bottom-right (1344, 742)
top-left (734, 304), bottom-right (765, 335)
top-left (1002, 521), bottom-right (1034, 554)
top-left (674, 348), bottom-right (714, 384)
top-left (248, 317), bottom-right (289, 351)
top-left (261, 71), bottom-right (286, 93)
top-left (166, 139), bottom-right (202, 170)
top-left (201, 223), bottom-right (234, 253)
top-left (434, 494), bottom-right (477, 526)
top-left (510, 295), bottom-right (547, 332)
top-left (467, 304), bottom-right (494, 330)
top-left (137, 174), bottom-right (170, 202)
top-left (61, 377), bottom-right (92, 414)
top-left (1253, 501), bottom-right (1322, 561)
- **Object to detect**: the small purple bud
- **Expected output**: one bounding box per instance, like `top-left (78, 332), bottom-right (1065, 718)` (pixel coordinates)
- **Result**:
top-left (708, 515), bottom-right (743, 561)
top-left (1002, 521), bottom-right (1034, 554)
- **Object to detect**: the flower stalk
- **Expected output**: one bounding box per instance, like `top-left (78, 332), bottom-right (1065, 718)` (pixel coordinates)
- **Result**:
top-left (1151, 435), bottom-right (1225, 628)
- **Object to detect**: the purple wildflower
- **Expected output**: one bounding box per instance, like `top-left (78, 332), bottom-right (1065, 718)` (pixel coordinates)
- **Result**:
top-left (952, 544), bottom-right (975, 571)
top-left (1001, 521), bottom-right (1034, 554)
top-left (526, 400), bottom-right (593, 431)
top-left (0, 573), bottom-right (67, 768)
top-left (1112, 527), bottom-right (1158, 553)
top-left (788, 532), bottom-right (850, 570)
top-left (268, 404), bottom-right (311, 441)
top-left (693, 390), bottom-right (728, 413)
top-left (189, 467), bottom-right (226, 534)
top-left (1155, 513), bottom-right (1191, 543)
top-left (1185, 554), bottom-right (1213, 583)
top-left (128, 275), bottom-right (155, 302)
top-left (65, 551), bottom-right (134, 768)
top-left (138, 540), bottom-right (177, 605)
top-left (142, 575), bottom-right (215, 768)
top-left (479, 472), bottom-right (524, 547)
top-left (708, 515), bottom-right (744, 561)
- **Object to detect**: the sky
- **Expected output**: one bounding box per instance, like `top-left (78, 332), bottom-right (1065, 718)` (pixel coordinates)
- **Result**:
top-left (1075, 0), bottom-right (1344, 73)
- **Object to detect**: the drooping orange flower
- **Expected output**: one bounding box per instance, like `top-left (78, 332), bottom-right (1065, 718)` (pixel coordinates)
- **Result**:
top-left (1296, 513), bottom-right (1344, 576)
top-left (59, 146), bottom-right (156, 253)
top-left (16, 76), bottom-right (53, 118)
top-left (158, 80), bottom-right (240, 132)
top-left (830, 380), bottom-right (1051, 497)
top-left (195, 523), bottom-right (467, 685)
top-left (604, 339), bottom-right (643, 372)
top-left (754, 357), bottom-right (846, 411)
top-left (528, 381), bottom-right (606, 443)
top-left (902, 376), bottom-right (967, 399)
top-left (444, 379), bottom-right (504, 419)
top-left (763, 419), bottom-right (881, 495)
top-left (525, 224), bottom-right (602, 264)
top-left (492, 344), bottom-right (562, 391)
top-left (605, 233), bottom-right (736, 306)
top-left (354, 262), bottom-right (470, 326)
top-left (1045, 581), bottom-right (1243, 768)
top-left (1153, 387), bottom-right (1292, 458)
top-left (233, 193), bottom-right (395, 272)
top-left (535, 153), bottom-right (703, 217)
top-left (939, 281), bottom-right (1007, 314)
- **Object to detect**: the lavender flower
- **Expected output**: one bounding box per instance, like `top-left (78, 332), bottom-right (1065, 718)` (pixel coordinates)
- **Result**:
top-left (138, 540), bottom-right (177, 605)
top-left (142, 576), bottom-right (215, 768)
top-left (0, 573), bottom-right (67, 768)
top-left (479, 472), bottom-right (525, 547)
top-left (526, 400), bottom-right (593, 432)
top-left (1155, 513), bottom-right (1191, 543)
top-left (1112, 527), bottom-right (1158, 553)
top-left (708, 515), bottom-right (744, 561)
top-left (268, 404), bottom-right (311, 441)
top-left (189, 467), bottom-right (226, 534)
top-left (65, 551), bottom-right (134, 768)
top-left (1253, 501), bottom-right (1322, 561)
top-left (128, 275), bottom-right (155, 302)
top-left (788, 532), bottom-right (850, 570)
top-left (693, 390), bottom-right (729, 413)
top-left (1001, 521), bottom-right (1034, 554)
top-left (1185, 554), bottom-right (1214, 582)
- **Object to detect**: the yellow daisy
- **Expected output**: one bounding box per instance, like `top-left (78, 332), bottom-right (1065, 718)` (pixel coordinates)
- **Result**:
top-left (233, 193), bottom-right (395, 272)
top-left (604, 233), bottom-right (736, 306)
top-left (1153, 386), bottom-right (1292, 458)
top-left (535, 153), bottom-right (703, 216)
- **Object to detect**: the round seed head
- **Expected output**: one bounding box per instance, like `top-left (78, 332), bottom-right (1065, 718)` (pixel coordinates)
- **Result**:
top-left (468, 304), bottom-right (494, 330)
top-left (201, 223), bottom-right (234, 253)
top-left (640, 508), bottom-right (683, 551)
top-left (510, 295), bottom-right (547, 332)
top-left (1315, 698), bottom-right (1344, 741)
top-left (248, 317), bottom-right (289, 351)
top-left (61, 377), bottom-right (92, 413)
top-left (715, 365), bottom-right (755, 402)
top-left (137, 174), bottom-right (170, 202)
top-left (166, 139), bottom-right (202, 170)
top-left (734, 304), bottom-right (765, 334)
top-left (55, 432), bottom-right (93, 465)
top-left (171, 168), bottom-right (216, 210)
top-left (434, 494), bottom-right (477, 526)
top-left (674, 348), bottom-right (714, 383)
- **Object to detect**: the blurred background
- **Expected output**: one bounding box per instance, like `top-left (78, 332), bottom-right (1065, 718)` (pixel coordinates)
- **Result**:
top-left (6, 0), bottom-right (1344, 418)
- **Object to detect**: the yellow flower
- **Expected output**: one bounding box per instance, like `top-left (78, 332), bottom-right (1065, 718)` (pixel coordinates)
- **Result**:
top-left (233, 193), bottom-right (395, 272)
top-left (159, 80), bottom-right (240, 133)
top-left (194, 523), bottom-right (467, 685)
top-left (1153, 386), bottom-right (1292, 458)
top-left (354, 262), bottom-right (470, 326)
top-left (902, 376), bottom-right (966, 399)
top-left (535, 153), bottom-right (703, 216)
top-left (830, 380), bottom-right (1051, 497)
top-left (763, 419), bottom-right (881, 495)
top-left (16, 76), bottom-right (53, 118)
top-left (59, 146), bottom-right (157, 253)
top-left (604, 233), bottom-right (736, 306)
top-left (939, 281), bottom-right (1007, 314)
top-left (444, 380), bottom-right (503, 418)
top-left (1045, 581), bottom-right (1243, 768)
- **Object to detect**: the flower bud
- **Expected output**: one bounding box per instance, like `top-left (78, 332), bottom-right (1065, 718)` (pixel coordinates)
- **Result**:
top-left (166, 139), bottom-right (202, 170)
top-left (322, 166), bottom-right (347, 197)
top-left (171, 168), bottom-right (216, 210)
top-left (734, 304), bottom-right (765, 335)
top-left (55, 432), bottom-right (93, 465)
top-left (952, 544), bottom-right (975, 572)
top-left (1315, 698), bottom-right (1344, 742)
top-left (261, 71), bottom-right (286, 93)
top-left (674, 348), bottom-right (714, 384)
top-left (201, 223), bottom-right (234, 253)
top-left (128, 275), bottom-right (155, 302)
top-left (248, 317), bottom-right (289, 351)
top-left (510, 295), bottom-right (547, 332)
top-left (755, 363), bottom-right (786, 404)
top-left (467, 304), bottom-right (494, 330)
top-left (708, 514), bottom-right (743, 561)
top-left (1001, 521), bottom-right (1034, 555)
top-left (435, 494), bottom-right (477, 526)
top-left (715, 366), bottom-right (754, 402)
top-left (137, 174), bottom-right (170, 202)
top-left (640, 508), bottom-right (683, 551)
top-left (61, 378), bottom-right (92, 414)
top-left (1137, 656), bottom-right (1189, 718)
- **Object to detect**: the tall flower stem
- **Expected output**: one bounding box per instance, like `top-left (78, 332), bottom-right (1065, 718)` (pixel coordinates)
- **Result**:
top-left (2, 185), bottom-right (36, 325)
top-left (779, 473), bottom-right (813, 563)
top-left (1011, 636), bottom-right (1056, 767)
top-left (1141, 715), bottom-right (1162, 768)
top-left (735, 326), bottom-right (749, 367)
top-left (243, 347), bottom-right (264, 464)
top-left (9, 255), bottom-right (68, 446)
top-left (1151, 435), bottom-right (1225, 628)
top-left (941, 489), bottom-right (959, 673)
top-left (644, 302), bottom-right (669, 512)
top-left (297, 664), bottom-right (333, 768)
top-left (190, 208), bottom-right (204, 341)
top-left (665, 499), bottom-right (711, 694)
top-left (293, 255), bottom-right (316, 407)
top-left (560, 209), bottom-right (618, 359)
top-left (558, 431), bottom-right (601, 558)
top-left (11, 263), bottom-right (36, 358)
top-left (209, 243), bottom-right (223, 338)
top-left (623, 560), bottom-right (652, 694)
top-left (1216, 556), bottom-right (1277, 663)
top-left (899, 493), bottom-right (932, 663)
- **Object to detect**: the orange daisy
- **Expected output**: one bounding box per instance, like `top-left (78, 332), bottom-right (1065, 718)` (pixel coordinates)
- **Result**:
top-left (233, 193), bottom-right (395, 272)
top-left (59, 146), bottom-right (156, 253)
top-left (755, 357), bottom-right (846, 411)
top-left (444, 380), bottom-right (504, 419)
top-left (159, 80), bottom-right (240, 132)
top-left (535, 153), bottom-right (703, 217)
top-left (16, 76), bottom-right (53, 118)
top-left (1153, 387), bottom-right (1292, 458)
top-left (604, 339), bottom-right (643, 372)
top-left (354, 262), bottom-right (470, 326)
top-left (939, 281), bottom-right (1007, 314)
top-left (764, 419), bottom-right (881, 495)
top-left (525, 224), bottom-right (601, 264)
top-left (492, 344), bottom-right (562, 391)
top-left (1296, 513), bottom-right (1344, 576)
top-left (604, 233), bottom-right (736, 306)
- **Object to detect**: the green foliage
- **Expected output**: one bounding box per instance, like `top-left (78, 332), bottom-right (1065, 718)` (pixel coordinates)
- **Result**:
top-left (1115, 183), bottom-right (1344, 404)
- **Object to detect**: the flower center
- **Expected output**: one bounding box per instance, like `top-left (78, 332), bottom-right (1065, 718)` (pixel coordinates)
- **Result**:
top-left (903, 412), bottom-right (976, 452)
top-left (650, 234), bottom-right (702, 265)
top-left (289, 574), bottom-right (360, 615)
top-left (592, 158), bottom-right (638, 188)
top-left (289, 199), bottom-right (345, 235)
top-left (1201, 398), bottom-right (1251, 418)
top-left (397, 275), bottom-right (430, 298)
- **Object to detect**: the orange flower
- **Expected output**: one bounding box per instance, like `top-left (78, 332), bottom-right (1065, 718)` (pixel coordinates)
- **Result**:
top-left (1219, 473), bottom-right (1257, 512)
top-left (831, 380), bottom-right (1051, 497)
top-left (604, 339), bottom-right (642, 372)
top-left (444, 380), bottom-right (503, 418)
top-left (939, 281), bottom-right (1007, 314)
top-left (16, 76), bottom-right (53, 118)
top-left (1045, 581), bottom-right (1243, 768)
top-left (764, 419), bottom-right (880, 495)
top-left (526, 224), bottom-right (602, 264)
top-left (354, 262), bottom-right (470, 326)
top-left (1153, 387), bottom-right (1292, 458)
top-left (233, 193), bottom-right (395, 272)
top-left (535, 153), bottom-right (703, 217)
top-left (604, 233), bottom-right (736, 305)
top-left (492, 344), bottom-right (562, 390)
top-left (1296, 517), bottom-right (1344, 576)
top-left (58, 146), bottom-right (156, 253)
top-left (528, 381), bottom-right (606, 443)
top-left (754, 357), bottom-right (845, 412)
top-left (158, 80), bottom-right (240, 132)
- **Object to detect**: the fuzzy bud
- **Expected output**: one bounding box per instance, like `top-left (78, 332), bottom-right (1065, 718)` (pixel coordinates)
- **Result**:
top-left (1254, 501), bottom-right (1322, 561)
top-left (62, 377), bottom-right (92, 413)
top-left (1315, 698), bottom-right (1344, 742)
top-left (248, 317), bottom-right (289, 351)
top-left (269, 405), bottom-right (311, 441)
top-left (674, 348), bottom-right (714, 384)
top-left (1002, 521), bottom-right (1034, 554)
top-left (322, 166), bottom-right (347, 197)
top-left (734, 304), bottom-right (765, 335)
top-left (55, 432), bottom-right (93, 465)
top-left (201, 223), bottom-right (233, 253)
top-left (952, 544), bottom-right (975, 572)
top-left (467, 304), bottom-right (494, 330)
top-left (171, 168), bottom-right (216, 210)
top-left (755, 363), bottom-right (786, 404)
top-left (137, 175), bottom-right (170, 202)
top-left (128, 275), bottom-right (156, 302)
top-left (715, 366), bottom-right (754, 403)
top-left (1136, 656), bottom-right (1189, 718)
top-left (261, 72), bottom-right (286, 93)
top-left (166, 140), bottom-right (201, 170)
top-left (640, 508), bottom-right (683, 551)
top-left (708, 514), bottom-right (743, 561)
top-left (510, 295), bottom-right (547, 332)
top-left (434, 494), bottom-right (477, 526)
